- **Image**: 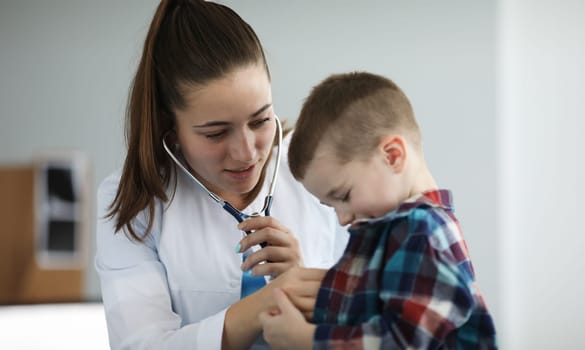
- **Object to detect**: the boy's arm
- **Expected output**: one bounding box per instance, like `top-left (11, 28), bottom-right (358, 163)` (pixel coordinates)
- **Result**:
top-left (259, 288), bottom-right (315, 350)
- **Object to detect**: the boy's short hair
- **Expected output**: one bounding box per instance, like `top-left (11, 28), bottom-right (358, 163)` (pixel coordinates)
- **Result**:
top-left (289, 71), bottom-right (421, 180)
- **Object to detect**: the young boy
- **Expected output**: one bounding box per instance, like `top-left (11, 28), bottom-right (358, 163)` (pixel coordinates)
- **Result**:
top-left (259, 72), bottom-right (497, 349)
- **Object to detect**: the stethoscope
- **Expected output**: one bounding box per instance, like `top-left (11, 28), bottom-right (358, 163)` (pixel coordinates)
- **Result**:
top-left (162, 116), bottom-right (283, 247)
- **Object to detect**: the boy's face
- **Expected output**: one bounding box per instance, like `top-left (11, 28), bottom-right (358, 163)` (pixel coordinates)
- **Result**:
top-left (301, 140), bottom-right (409, 227)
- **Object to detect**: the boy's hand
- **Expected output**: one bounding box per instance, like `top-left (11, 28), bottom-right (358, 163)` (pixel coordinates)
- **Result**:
top-left (266, 267), bottom-right (326, 321)
top-left (259, 288), bottom-right (315, 350)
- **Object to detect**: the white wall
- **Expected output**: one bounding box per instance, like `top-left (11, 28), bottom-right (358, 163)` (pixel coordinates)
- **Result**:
top-left (498, 0), bottom-right (585, 348)
top-left (7, 1), bottom-right (582, 348)
top-left (0, 0), bottom-right (159, 301)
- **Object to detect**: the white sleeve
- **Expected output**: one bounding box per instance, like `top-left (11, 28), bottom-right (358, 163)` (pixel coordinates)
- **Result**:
top-left (332, 222), bottom-right (350, 260)
top-left (95, 173), bottom-right (225, 350)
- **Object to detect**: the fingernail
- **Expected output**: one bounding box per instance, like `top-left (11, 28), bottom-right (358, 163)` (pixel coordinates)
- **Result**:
top-left (234, 243), bottom-right (241, 253)
top-left (237, 222), bottom-right (244, 230)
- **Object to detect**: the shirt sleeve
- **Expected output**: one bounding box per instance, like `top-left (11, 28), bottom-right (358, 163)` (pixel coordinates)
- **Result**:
top-left (95, 173), bottom-right (225, 350)
top-left (332, 222), bottom-right (350, 261)
top-left (313, 208), bottom-right (476, 349)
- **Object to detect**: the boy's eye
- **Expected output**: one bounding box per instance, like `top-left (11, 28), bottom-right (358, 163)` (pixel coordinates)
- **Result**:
top-left (340, 191), bottom-right (351, 203)
top-left (328, 190), bottom-right (351, 203)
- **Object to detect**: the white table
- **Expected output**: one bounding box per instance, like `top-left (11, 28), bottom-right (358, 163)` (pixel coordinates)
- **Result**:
top-left (0, 303), bottom-right (109, 350)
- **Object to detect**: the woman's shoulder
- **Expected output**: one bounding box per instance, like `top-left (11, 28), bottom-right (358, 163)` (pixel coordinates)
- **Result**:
top-left (98, 169), bottom-right (122, 195)
top-left (96, 168), bottom-right (165, 244)
top-left (97, 168), bottom-right (174, 202)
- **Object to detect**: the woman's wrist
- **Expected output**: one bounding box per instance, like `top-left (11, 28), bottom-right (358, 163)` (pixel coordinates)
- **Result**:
top-left (223, 286), bottom-right (272, 350)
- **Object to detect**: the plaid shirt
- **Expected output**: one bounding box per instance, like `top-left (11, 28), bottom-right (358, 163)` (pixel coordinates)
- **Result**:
top-left (312, 190), bottom-right (497, 349)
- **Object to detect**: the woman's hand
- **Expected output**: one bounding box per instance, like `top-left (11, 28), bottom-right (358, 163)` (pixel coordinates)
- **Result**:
top-left (237, 216), bottom-right (302, 277)
top-left (223, 267), bottom-right (325, 349)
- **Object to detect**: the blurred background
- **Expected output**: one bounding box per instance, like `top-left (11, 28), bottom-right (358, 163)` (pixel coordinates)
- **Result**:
top-left (0, 0), bottom-right (583, 349)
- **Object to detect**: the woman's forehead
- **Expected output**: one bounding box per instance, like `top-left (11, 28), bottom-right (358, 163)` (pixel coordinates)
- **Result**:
top-left (177, 64), bottom-right (272, 121)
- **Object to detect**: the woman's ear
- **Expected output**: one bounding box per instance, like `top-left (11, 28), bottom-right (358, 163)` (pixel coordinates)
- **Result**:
top-left (380, 135), bottom-right (407, 172)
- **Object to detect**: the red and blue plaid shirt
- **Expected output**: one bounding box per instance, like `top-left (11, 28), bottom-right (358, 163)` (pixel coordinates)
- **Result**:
top-left (312, 190), bottom-right (497, 349)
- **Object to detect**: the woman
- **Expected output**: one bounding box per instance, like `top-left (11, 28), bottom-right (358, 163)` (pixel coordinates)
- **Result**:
top-left (95, 0), bottom-right (346, 349)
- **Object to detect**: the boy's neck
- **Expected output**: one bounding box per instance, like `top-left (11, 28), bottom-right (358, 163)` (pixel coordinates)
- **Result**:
top-left (407, 160), bottom-right (438, 198)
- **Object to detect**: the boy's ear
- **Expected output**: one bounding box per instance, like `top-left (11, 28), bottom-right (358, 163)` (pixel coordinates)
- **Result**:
top-left (380, 135), bottom-right (406, 172)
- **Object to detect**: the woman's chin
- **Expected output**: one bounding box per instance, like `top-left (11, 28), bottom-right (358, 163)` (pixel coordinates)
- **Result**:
top-left (224, 176), bottom-right (260, 195)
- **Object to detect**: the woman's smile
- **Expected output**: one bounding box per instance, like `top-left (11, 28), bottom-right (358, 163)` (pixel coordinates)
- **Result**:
top-left (224, 163), bottom-right (257, 180)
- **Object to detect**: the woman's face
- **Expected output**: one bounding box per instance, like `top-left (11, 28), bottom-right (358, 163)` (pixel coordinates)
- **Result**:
top-left (173, 63), bottom-right (275, 201)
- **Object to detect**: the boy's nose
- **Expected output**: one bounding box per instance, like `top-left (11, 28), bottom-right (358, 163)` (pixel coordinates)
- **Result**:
top-left (336, 210), bottom-right (355, 226)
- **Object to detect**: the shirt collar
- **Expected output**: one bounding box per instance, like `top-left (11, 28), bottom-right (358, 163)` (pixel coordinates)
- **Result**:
top-left (348, 189), bottom-right (453, 233)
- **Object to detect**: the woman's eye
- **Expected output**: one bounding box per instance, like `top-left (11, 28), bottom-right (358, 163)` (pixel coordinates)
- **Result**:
top-left (250, 117), bottom-right (271, 128)
top-left (204, 131), bottom-right (226, 139)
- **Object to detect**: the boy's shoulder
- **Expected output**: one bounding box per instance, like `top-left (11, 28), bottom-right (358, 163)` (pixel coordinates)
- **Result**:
top-left (402, 189), bottom-right (459, 235)
top-left (349, 189), bottom-right (464, 251)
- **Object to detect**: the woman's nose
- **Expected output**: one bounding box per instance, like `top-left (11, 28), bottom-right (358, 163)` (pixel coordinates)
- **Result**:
top-left (230, 130), bottom-right (256, 162)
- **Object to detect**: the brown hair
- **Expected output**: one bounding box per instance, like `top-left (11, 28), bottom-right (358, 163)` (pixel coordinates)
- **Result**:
top-left (108, 0), bottom-right (271, 241)
top-left (289, 71), bottom-right (420, 180)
